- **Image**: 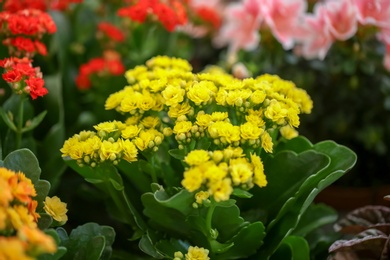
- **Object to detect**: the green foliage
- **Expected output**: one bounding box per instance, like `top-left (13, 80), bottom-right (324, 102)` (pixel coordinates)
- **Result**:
top-left (65, 136), bottom-right (357, 259)
top-left (56, 223), bottom-right (116, 260)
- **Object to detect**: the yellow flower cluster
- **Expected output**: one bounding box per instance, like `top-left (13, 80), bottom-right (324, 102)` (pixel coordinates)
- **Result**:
top-left (105, 55), bottom-right (312, 152)
top-left (182, 148), bottom-right (266, 202)
top-left (61, 116), bottom-right (169, 167)
top-left (0, 167), bottom-right (57, 259)
top-left (174, 246), bottom-right (210, 260)
top-left (61, 56), bottom-right (312, 200)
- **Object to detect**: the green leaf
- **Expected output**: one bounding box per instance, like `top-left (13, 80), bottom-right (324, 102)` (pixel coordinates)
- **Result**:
top-left (232, 188), bottom-right (253, 198)
top-left (21, 110), bottom-right (47, 133)
top-left (271, 236), bottom-right (310, 260)
top-left (292, 203), bottom-right (338, 237)
top-left (59, 223), bottom-right (115, 260)
top-left (139, 231), bottom-right (165, 259)
top-left (0, 107), bottom-right (17, 131)
top-left (214, 222), bottom-right (265, 260)
top-left (251, 139), bottom-right (357, 259)
top-left (34, 180), bottom-right (51, 211)
top-left (3, 148), bottom-right (41, 184)
top-left (38, 213), bottom-right (53, 230)
top-left (168, 148), bottom-right (186, 160)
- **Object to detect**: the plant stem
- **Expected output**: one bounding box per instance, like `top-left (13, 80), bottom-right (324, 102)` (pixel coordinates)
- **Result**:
top-left (206, 199), bottom-right (216, 237)
top-left (15, 96), bottom-right (24, 149)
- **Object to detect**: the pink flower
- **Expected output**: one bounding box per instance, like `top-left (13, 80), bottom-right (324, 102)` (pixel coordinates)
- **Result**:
top-left (323, 0), bottom-right (358, 41)
top-left (213, 0), bottom-right (263, 54)
top-left (294, 4), bottom-right (335, 60)
top-left (352, 0), bottom-right (390, 28)
top-left (261, 0), bottom-right (307, 49)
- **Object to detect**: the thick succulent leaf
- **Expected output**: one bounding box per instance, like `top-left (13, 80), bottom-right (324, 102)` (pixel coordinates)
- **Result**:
top-left (64, 159), bottom-right (146, 230)
top-left (329, 229), bottom-right (388, 259)
top-left (253, 140), bottom-right (356, 259)
top-left (59, 223), bottom-right (115, 260)
top-left (334, 205), bottom-right (390, 234)
top-left (248, 150), bottom-right (329, 219)
top-left (273, 136), bottom-right (313, 154)
top-left (3, 148), bottom-right (41, 185)
top-left (141, 189), bottom-right (195, 237)
top-left (214, 222), bottom-right (265, 260)
top-left (293, 203), bottom-right (338, 237)
top-left (270, 236), bottom-right (310, 260)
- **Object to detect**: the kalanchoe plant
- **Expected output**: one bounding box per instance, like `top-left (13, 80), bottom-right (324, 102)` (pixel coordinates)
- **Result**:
top-left (0, 148), bottom-right (116, 260)
top-left (328, 196), bottom-right (390, 259)
top-left (61, 56), bottom-right (357, 259)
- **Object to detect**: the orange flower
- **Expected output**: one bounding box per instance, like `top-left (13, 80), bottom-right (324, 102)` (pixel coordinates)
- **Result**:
top-left (18, 226), bottom-right (57, 255)
top-left (0, 237), bottom-right (33, 260)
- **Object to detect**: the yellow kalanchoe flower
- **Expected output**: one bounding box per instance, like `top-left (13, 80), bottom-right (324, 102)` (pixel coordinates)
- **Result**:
top-left (43, 196), bottom-right (68, 224)
top-left (185, 246), bottom-right (210, 260)
top-left (62, 55), bottom-right (313, 202)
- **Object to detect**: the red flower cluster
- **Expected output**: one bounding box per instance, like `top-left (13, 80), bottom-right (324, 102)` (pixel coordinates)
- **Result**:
top-left (0, 9), bottom-right (57, 57)
top-left (2, 0), bottom-right (83, 12)
top-left (75, 50), bottom-right (126, 90)
top-left (97, 22), bottom-right (126, 43)
top-left (117, 0), bottom-right (187, 32)
top-left (194, 7), bottom-right (222, 30)
top-left (0, 57), bottom-right (48, 99)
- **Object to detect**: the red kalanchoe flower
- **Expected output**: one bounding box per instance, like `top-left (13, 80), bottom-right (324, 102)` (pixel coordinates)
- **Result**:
top-left (25, 77), bottom-right (47, 99)
top-left (118, 0), bottom-right (188, 32)
top-left (0, 9), bottom-right (56, 57)
top-left (75, 50), bottom-right (125, 90)
top-left (97, 22), bottom-right (125, 42)
top-left (2, 0), bottom-right (47, 12)
top-left (2, 69), bottom-right (23, 83)
top-left (195, 7), bottom-right (222, 29)
top-left (1, 56), bottom-right (48, 99)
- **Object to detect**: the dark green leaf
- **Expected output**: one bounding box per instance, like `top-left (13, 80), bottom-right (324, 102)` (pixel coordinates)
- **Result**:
top-left (271, 236), bottom-right (310, 260)
top-left (38, 213), bottom-right (53, 230)
top-left (232, 188), bottom-right (253, 198)
top-left (35, 180), bottom-right (51, 211)
top-left (293, 203), bottom-right (338, 237)
top-left (3, 148), bottom-right (41, 184)
top-left (60, 223), bottom-right (115, 260)
top-left (0, 107), bottom-right (17, 131)
top-left (168, 148), bottom-right (186, 160)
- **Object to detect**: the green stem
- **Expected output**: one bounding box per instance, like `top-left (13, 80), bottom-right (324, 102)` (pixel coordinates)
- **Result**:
top-left (15, 96), bottom-right (25, 149)
top-left (206, 200), bottom-right (216, 237)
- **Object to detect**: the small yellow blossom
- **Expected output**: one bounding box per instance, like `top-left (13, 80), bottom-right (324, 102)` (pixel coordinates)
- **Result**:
top-left (182, 167), bottom-right (204, 192)
top-left (251, 153), bottom-right (267, 187)
top-left (162, 84), bottom-right (185, 106)
top-left (229, 158), bottom-right (253, 186)
top-left (280, 125), bottom-right (299, 140)
top-left (185, 246), bottom-right (210, 260)
top-left (261, 131), bottom-right (274, 153)
top-left (122, 125), bottom-right (141, 139)
top-left (195, 191), bottom-right (210, 204)
top-left (208, 178), bottom-right (233, 202)
top-left (184, 150), bottom-right (210, 166)
top-left (43, 196), bottom-right (68, 223)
